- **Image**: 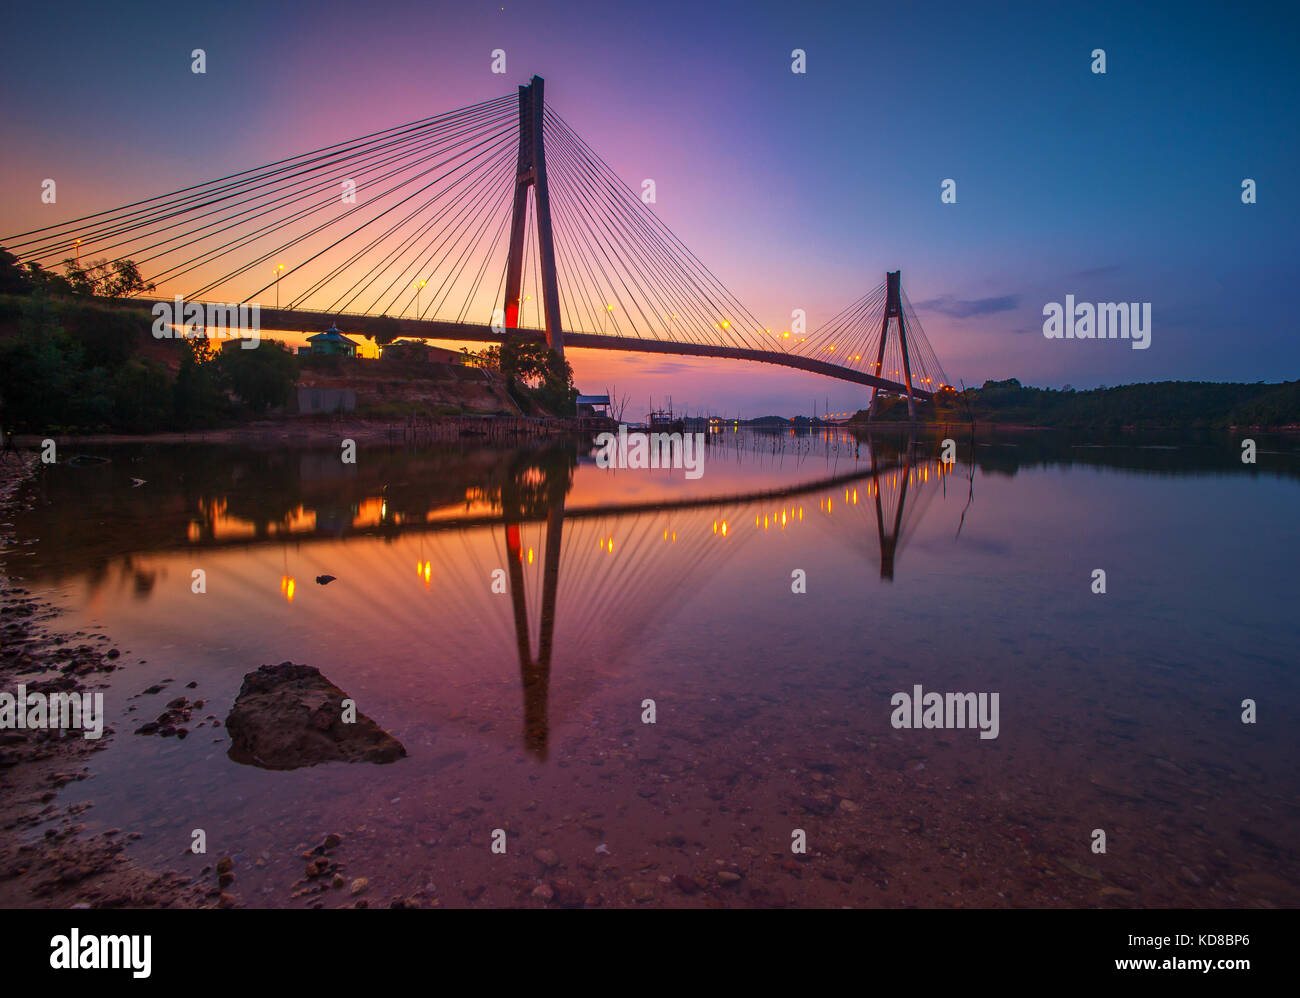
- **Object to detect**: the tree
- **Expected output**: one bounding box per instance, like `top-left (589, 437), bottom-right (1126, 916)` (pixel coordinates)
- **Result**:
top-left (605, 384), bottom-right (630, 422)
top-left (61, 257), bottom-right (155, 298)
top-left (0, 248), bottom-right (75, 296)
top-left (61, 303), bottom-right (147, 369)
top-left (0, 247), bottom-right (33, 294)
top-left (360, 315), bottom-right (402, 346)
top-left (496, 337), bottom-right (576, 415)
top-left (173, 342), bottom-right (225, 426)
top-left (218, 342), bottom-right (298, 414)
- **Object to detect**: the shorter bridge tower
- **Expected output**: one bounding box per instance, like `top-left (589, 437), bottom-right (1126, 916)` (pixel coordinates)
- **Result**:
top-left (869, 271), bottom-right (916, 422)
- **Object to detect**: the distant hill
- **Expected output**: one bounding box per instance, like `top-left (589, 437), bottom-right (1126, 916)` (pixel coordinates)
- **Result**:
top-left (850, 378), bottom-right (1300, 429)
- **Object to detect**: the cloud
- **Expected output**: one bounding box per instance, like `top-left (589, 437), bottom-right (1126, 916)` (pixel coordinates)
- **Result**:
top-left (914, 294), bottom-right (1020, 318)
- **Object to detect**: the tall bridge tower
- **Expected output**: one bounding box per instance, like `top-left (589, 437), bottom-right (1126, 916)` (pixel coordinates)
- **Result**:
top-left (502, 75), bottom-right (565, 357)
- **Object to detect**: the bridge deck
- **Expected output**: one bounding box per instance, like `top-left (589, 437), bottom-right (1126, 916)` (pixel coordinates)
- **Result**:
top-left (132, 300), bottom-right (934, 400)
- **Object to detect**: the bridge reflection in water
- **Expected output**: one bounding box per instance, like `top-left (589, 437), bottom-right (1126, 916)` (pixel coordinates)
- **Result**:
top-left (459, 434), bottom-right (953, 757)
top-left (40, 432), bottom-right (955, 759)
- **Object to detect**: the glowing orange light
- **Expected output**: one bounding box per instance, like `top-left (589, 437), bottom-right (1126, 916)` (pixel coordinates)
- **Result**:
top-left (280, 575), bottom-right (295, 602)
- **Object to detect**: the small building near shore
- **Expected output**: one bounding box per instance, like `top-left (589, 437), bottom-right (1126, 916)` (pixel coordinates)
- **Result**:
top-left (304, 324), bottom-right (359, 357)
top-left (576, 394), bottom-right (611, 417)
top-left (380, 339), bottom-right (466, 364)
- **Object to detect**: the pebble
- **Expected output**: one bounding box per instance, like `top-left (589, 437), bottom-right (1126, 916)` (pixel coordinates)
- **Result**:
top-left (350, 877), bottom-right (369, 896)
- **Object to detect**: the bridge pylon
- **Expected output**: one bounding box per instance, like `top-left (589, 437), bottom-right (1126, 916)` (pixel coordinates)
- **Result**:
top-left (868, 270), bottom-right (917, 422)
top-left (503, 75), bottom-right (565, 357)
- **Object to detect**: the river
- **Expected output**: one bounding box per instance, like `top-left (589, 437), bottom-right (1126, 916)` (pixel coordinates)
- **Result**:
top-left (4, 427), bottom-right (1298, 907)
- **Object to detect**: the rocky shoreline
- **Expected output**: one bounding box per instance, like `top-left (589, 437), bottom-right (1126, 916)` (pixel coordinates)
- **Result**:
top-left (0, 453), bottom-right (206, 907)
top-left (0, 458), bottom-right (419, 908)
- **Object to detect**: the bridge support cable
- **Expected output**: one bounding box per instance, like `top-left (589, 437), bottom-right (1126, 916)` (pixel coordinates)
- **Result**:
top-left (794, 271), bottom-right (952, 413)
top-left (3, 96), bottom-right (524, 318)
top-left (2, 96), bottom-right (515, 259)
top-left (3, 77), bottom-right (950, 399)
top-left (541, 106), bottom-right (778, 355)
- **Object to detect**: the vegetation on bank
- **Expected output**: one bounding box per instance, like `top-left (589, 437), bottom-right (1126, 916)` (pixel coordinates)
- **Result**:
top-left (0, 248), bottom-right (579, 434)
top-left (850, 378), bottom-right (1300, 429)
top-left (0, 291), bottom-right (297, 433)
top-left (0, 249), bottom-right (300, 433)
top-left (475, 336), bottom-right (578, 417)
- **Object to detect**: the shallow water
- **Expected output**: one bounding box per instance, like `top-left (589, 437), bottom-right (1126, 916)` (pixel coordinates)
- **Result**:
top-left (5, 429), bottom-right (1299, 907)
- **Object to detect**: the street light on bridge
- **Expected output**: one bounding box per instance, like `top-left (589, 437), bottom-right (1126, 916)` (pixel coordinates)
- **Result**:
top-left (274, 263), bottom-right (284, 309)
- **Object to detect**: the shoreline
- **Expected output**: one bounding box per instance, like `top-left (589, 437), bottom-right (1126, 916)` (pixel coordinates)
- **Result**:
top-left (0, 454), bottom-right (205, 908)
top-left (14, 417), bottom-right (1300, 450)
top-left (11, 412), bottom-right (611, 450)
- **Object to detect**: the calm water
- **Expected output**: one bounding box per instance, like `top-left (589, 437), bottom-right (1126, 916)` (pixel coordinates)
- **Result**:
top-left (5, 429), bottom-right (1300, 907)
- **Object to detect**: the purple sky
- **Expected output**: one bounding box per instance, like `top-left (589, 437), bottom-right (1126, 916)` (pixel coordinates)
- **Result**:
top-left (1, 0), bottom-right (1296, 416)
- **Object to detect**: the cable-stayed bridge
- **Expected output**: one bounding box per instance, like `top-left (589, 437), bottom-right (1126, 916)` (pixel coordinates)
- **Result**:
top-left (4, 77), bottom-right (951, 413)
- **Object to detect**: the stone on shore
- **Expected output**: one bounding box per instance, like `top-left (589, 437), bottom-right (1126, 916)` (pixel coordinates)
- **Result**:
top-left (225, 662), bottom-right (406, 770)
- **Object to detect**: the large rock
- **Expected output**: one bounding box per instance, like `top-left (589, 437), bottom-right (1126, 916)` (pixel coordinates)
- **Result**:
top-left (225, 662), bottom-right (406, 770)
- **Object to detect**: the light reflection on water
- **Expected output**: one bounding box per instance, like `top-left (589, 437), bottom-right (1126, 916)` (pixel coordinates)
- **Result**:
top-left (5, 429), bottom-right (1300, 907)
